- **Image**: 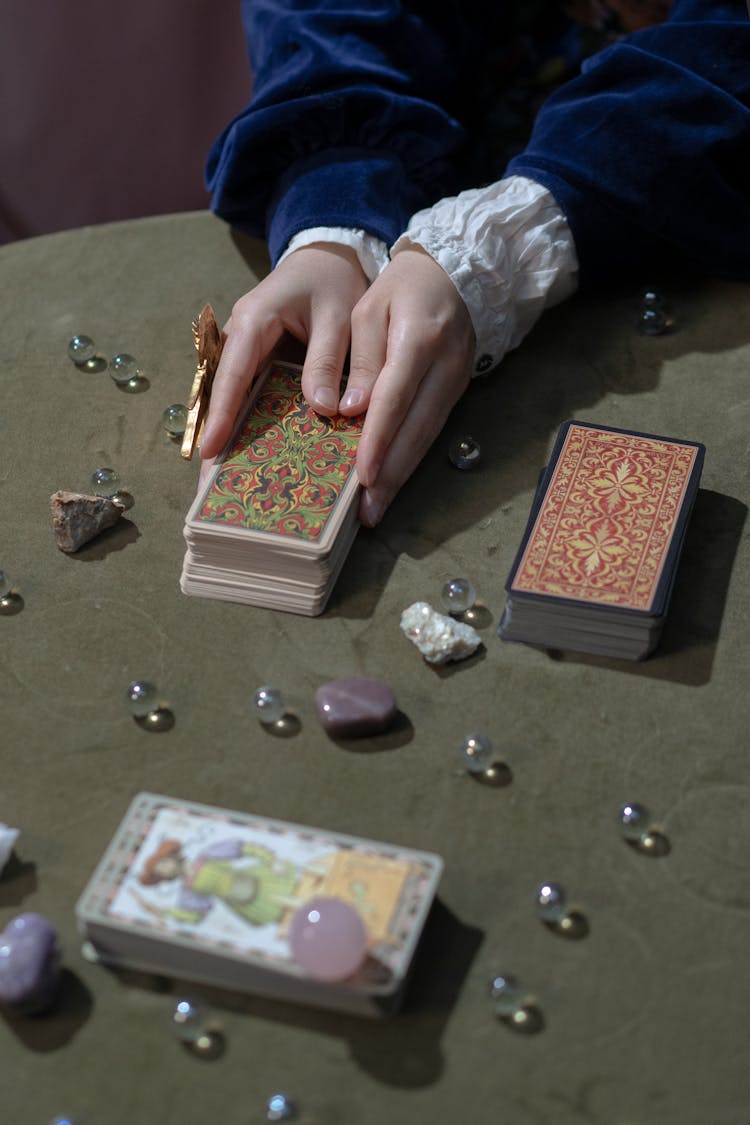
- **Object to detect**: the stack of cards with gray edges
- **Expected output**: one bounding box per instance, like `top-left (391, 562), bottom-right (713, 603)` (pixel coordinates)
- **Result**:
top-left (498, 421), bottom-right (704, 660)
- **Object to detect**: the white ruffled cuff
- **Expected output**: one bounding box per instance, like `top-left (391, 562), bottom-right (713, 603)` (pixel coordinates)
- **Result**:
top-left (391, 176), bottom-right (579, 376)
top-left (279, 226), bottom-right (389, 283)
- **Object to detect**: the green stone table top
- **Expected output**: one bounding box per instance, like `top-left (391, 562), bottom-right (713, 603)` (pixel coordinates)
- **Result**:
top-left (1, 212), bottom-right (749, 1125)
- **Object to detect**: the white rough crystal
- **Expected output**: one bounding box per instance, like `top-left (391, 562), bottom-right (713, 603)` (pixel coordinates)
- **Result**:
top-left (0, 823), bottom-right (19, 873)
top-left (400, 601), bottom-right (482, 664)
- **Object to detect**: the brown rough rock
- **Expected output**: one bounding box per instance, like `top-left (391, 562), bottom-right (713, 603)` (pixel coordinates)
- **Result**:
top-left (50, 491), bottom-right (123, 553)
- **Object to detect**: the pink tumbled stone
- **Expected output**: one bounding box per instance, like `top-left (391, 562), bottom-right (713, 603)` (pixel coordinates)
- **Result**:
top-left (314, 676), bottom-right (397, 737)
top-left (288, 897), bottom-right (368, 982)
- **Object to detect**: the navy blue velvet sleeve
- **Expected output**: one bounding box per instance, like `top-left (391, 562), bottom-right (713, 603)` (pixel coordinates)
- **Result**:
top-left (508, 0), bottom-right (750, 284)
top-left (206, 0), bottom-right (489, 264)
top-left (208, 0), bottom-right (750, 283)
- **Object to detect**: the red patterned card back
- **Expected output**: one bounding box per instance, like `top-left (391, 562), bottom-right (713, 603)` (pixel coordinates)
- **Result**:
top-left (510, 423), bottom-right (702, 611)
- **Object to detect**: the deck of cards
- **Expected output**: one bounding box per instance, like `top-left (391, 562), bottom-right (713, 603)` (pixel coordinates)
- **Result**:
top-left (181, 362), bottom-right (362, 615)
top-left (76, 793), bottom-right (443, 1018)
top-left (498, 421), bottom-right (705, 660)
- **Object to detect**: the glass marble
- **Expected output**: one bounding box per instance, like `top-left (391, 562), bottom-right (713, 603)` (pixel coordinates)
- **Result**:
top-left (67, 335), bottom-right (95, 364)
top-left (640, 287), bottom-right (666, 309)
top-left (534, 881), bottom-right (567, 923)
top-left (254, 685), bottom-right (285, 724)
top-left (91, 467), bottom-right (121, 497)
top-left (172, 998), bottom-right (208, 1043)
top-left (448, 434), bottom-right (481, 470)
top-left (441, 577), bottom-right (476, 615)
top-left (618, 801), bottom-right (650, 843)
top-left (109, 353), bottom-right (140, 386)
top-left (50, 1118), bottom-right (77, 1125)
top-left (126, 680), bottom-right (159, 718)
top-left (0, 570), bottom-right (10, 598)
top-left (288, 897), bottom-right (367, 982)
top-left (266, 1093), bottom-right (298, 1122)
top-left (489, 972), bottom-right (524, 1017)
top-left (162, 403), bottom-right (188, 437)
top-left (637, 307), bottom-right (668, 336)
top-left (0, 594), bottom-right (22, 616)
top-left (459, 733), bottom-right (494, 774)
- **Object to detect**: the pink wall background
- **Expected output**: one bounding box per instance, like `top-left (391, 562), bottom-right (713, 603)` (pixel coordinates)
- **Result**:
top-left (1, 3), bottom-right (251, 242)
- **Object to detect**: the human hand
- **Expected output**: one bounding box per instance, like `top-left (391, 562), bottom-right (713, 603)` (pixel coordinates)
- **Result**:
top-left (199, 243), bottom-right (369, 462)
top-left (340, 245), bottom-right (475, 527)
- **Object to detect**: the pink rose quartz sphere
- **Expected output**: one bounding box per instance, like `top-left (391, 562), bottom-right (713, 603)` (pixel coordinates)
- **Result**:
top-left (288, 897), bottom-right (367, 982)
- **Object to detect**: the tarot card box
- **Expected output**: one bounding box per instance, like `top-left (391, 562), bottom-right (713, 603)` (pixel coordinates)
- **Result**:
top-left (181, 362), bottom-right (362, 616)
top-left (498, 421), bottom-right (705, 659)
top-left (76, 793), bottom-right (443, 1018)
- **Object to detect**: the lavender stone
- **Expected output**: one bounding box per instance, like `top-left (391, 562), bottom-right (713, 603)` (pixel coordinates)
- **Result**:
top-left (0, 912), bottom-right (61, 1013)
top-left (314, 677), bottom-right (397, 737)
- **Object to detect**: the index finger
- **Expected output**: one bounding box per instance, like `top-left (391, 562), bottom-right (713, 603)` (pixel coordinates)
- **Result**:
top-left (200, 311), bottom-right (283, 460)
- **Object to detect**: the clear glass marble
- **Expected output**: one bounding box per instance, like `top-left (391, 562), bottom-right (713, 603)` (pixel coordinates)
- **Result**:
top-left (162, 403), bottom-right (188, 437)
top-left (534, 881), bottom-right (567, 923)
top-left (266, 1093), bottom-right (298, 1122)
top-left (0, 570), bottom-right (10, 598)
top-left (459, 733), bottom-right (494, 774)
top-left (637, 306), bottom-right (668, 336)
top-left (67, 335), bottom-right (96, 365)
top-left (109, 353), bottom-right (140, 386)
top-left (172, 998), bottom-right (208, 1043)
top-left (618, 801), bottom-right (650, 843)
top-left (489, 972), bottom-right (524, 1017)
top-left (126, 680), bottom-right (159, 718)
top-left (441, 577), bottom-right (476, 615)
top-left (640, 287), bottom-right (666, 309)
top-left (254, 686), bottom-right (285, 724)
top-left (448, 434), bottom-right (481, 470)
top-left (91, 467), bottom-right (121, 497)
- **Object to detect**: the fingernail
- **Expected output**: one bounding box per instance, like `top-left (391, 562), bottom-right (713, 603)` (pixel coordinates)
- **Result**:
top-left (340, 388), bottom-right (363, 410)
top-left (357, 455), bottom-right (381, 490)
top-left (313, 386), bottom-right (337, 411)
top-left (360, 493), bottom-right (385, 527)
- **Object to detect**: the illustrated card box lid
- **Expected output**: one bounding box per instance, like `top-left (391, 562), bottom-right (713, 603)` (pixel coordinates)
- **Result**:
top-left (498, 421), bottom-right (704, 659)
top-left (76, 793), bottom-right (443, 1018)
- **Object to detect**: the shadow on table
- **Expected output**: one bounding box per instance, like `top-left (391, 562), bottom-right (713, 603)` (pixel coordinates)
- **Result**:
top-left (547, 489), bottom-right (746, 687)
top-left (325, 709), bottom-right (415, 754)
top-left (1, 970), bottom-right (93, 1052)
top-left (110, 898), bottom-right (482, 1089)
top-left (63, 518), bottom-right (140, 561)
top-left (0, 852), bottom-right (38, 907)
top-left (345, 899), bottom-right (484, 1087)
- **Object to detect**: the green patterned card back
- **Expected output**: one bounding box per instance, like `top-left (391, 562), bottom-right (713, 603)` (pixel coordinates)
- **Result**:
top-left (195, 365), bottom-right (362, 543)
